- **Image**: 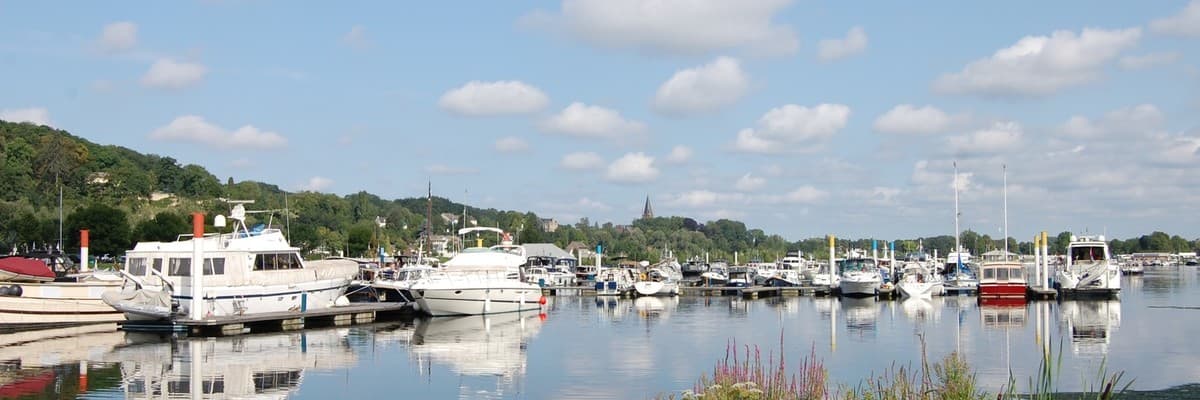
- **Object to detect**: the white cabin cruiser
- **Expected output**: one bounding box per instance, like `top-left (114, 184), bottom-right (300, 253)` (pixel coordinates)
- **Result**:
top-left (634, 260), bottom-right (681, 296)
top-left (102, 203), bottom-right (359, 322)
top-left (1055, 235), bottom-right (1120, 298)
top-left (839, 258), bottom-right (882, 297)
top-left (896, 261), bottom-right (944, 299)
top-left (410, 228), bottom-right (544, 316)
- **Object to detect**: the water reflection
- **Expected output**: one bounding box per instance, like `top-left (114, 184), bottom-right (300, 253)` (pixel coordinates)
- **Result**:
top-left (841, 297), bottom-right (878, 338)
top-left (103, 327), bottom-right (356, 399)
top-left (900, 298), bottom-right (938, 323)
top-left (1061, 300), bottom-right (1121, 355)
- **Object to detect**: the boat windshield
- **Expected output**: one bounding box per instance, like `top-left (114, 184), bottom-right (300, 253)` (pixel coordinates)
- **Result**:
top-left (1070, 245), bottom-right (1106, 262)
top-left (841, 258), bottom-right (876, 272)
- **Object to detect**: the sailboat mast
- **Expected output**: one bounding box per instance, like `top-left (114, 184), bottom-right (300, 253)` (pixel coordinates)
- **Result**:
top-left (426, 181), bottom-right (432, 258)
top-left (953, 161), bottom-right (960, 263)
top-left (1002, 164), bottom-right (1009, 258)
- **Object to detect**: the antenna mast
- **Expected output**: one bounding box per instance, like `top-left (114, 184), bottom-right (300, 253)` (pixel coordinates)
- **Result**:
top-left (1002, 164), bottom-right (1009, 258)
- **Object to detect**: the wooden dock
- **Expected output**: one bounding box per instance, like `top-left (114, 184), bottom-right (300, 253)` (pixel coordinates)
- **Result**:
top-left (117, 302), bottom-right (413, 336)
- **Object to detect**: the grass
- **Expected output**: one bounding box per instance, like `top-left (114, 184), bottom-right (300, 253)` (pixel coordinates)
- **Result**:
top-left (659, 335), bottom-right (1132, 400)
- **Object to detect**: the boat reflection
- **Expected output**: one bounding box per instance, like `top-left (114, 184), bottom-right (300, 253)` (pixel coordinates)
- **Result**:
top-left (410, 313), bottom-right (542, 378)
top-left (841, 297), bottom-right (877, 338)
top-left (102, 327), bottom-right (357, 399)
top-left (0, 323), bottom-right (126, 398)
top-left (979, 303), bottom-right (1026, 330)
top-left (1060, 300), bottom-right (1121, 355)
top-left (633, 296), bottom-right (677, 320)
top-left (900, 298), bottom-right (939, 323)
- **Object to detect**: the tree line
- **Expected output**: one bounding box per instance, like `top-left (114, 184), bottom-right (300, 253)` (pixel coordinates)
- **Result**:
top-left (1, 120), bottom-right (1197, 261)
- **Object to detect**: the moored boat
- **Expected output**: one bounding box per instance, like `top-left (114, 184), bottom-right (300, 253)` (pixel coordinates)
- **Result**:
top-left (896, 261), bottom-right (943, 299)
top-left (839, 258), bottom-right (882, 297)
top-left (409, 228), bottom-right (544, 316)
top-left (1055, 235), bottom-right (1120, 298)
top-left (102, 202), bottom-right (359, 322)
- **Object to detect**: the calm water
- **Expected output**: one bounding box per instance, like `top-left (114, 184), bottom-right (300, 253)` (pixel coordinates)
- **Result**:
top-left (3, 267), bottom-right (1199, 399)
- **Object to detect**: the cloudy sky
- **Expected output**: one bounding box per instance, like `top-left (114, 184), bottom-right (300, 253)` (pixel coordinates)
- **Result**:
top-left (2, 1), bottom-right (1198, 241)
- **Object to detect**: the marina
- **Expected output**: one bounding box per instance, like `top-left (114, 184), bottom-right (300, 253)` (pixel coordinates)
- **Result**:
top-left (0, 268), bottom-right (1197, 398)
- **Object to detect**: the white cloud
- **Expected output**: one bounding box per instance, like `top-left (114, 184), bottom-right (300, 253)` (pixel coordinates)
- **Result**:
top-left (494, 136), bottom-right (529, 153)
top-left (947, 121), bottom-right (1024, 156)
top-left (97, 21), bottom-right (137, 53)
top-left (560, 152), bottom-right (605, 170)
top-left (665, 145), bottom-right (693, 163)
top-left (438, 80), bottom-right (549, 116)
top-left (521, 0), bottom-right (798, 56)
top-left (230, 158), bottom-right (253, 168)
top-left (873, 104), bottom-right (952, 135)
top-left (342, 25), bottom-right (370, 49)
top-left (0, 107), bottom-right (52, 126)
top-left (540, 102), bottom-right (646, 140)
top-left (733, 103), bottom-right (850, 154)
top-left (1118, 52), bottom-right (1180, 70)
top-left (653, 56), bottom-right (748, 115)
top-left (424, 164), bottom-right (478, 175)
top-left (779, 186), bottom-right (829, 204)
top-left (1150, 0), bottom-right (1200, 37)
top-left (668, 190), bottom-right (746, 208)
top-left (149, 115), bottom-right (287, 149)
top-left (605, 152), bottom-right (659, 183)
top-left (1058, 104), bottom-right (1164, 139)
top-left (299, 176), bottom-right (334, 192)
top-left (934, 28), bottom-right (1141, 96)
top-left (573, 197), bottom-right (611, 210)
top-left (817, 26), bottom-right (868, 62)
top-left (734, 173), bottom-right (766, 191)
top-left (141, 59), bottom-right (207, 89)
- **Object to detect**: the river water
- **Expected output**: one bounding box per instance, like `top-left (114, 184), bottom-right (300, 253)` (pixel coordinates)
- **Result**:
top-left (2, 267), bottom-right (1198, 399)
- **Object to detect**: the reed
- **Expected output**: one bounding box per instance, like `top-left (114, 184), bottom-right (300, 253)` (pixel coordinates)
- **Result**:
top-left (659, 335), bottom-right (1133, 400)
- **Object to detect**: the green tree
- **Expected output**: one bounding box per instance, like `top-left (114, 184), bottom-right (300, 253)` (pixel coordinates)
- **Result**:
top-left (132, 211), bottom-right (191, 243)
top-left (65, 203), bottom-right (130, 256)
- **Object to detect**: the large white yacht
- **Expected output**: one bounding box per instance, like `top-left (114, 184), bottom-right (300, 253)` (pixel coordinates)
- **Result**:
top-left (1055, 235), bottom-right (1120, 298)
top-left (102, 202), bottom-right (359, 321)
top-left (410, 227), bottom-right (544, 317)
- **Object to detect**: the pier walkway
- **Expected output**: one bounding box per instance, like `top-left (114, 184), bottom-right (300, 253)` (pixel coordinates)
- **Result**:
top-left (118, 302), bottom-right (413, 336)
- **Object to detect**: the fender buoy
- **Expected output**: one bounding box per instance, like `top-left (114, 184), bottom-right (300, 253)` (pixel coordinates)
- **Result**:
top-left (538, 296), bottom-right (547, 305)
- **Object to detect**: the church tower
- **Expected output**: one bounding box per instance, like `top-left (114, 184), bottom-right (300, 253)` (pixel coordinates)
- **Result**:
top-left (641, 195), bottom-right (654, 219)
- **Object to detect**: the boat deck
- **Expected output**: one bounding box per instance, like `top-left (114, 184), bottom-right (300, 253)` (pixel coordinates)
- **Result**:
top-left (117, 302), bottom-right (413, 336)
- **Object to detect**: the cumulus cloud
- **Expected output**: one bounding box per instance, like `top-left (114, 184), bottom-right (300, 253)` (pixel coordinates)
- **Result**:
top-left (733, 103), bottom-right (850, 154)
top-left (817, 26), bottom-right (868, 62)
top-left (605, 152), bottom-right (659, 183)
top-left (299, 176), bottom-right (334, 192)
top-left (873, 104), bottom-right (953, 135)
top-left (141, 59), bottom-right (207, 89)
top-left (438, 81), bottom-right (549, 116)
top-left (520, 0), bottom-right (798, 56)
top-left (540, 102), bottom-right (646, 140)
top-left (1150, 0), bottom-right (1200, 37)
top-left (97, 21), bottom-right (137, 53)
top-left (668, 190), bottom-right (746, 208)
top-left (778, 186), bottom-right (829, 204)
top-left (934, 28), bottom-right (1141, 96)
top-left (653, 56), bottom-right (748, 115)
top-left (1118, 52), bottom-right (1180, 70)
top-left (1058, 104), bottom-right (1164, 139)
top-left (342, 25), bottom-right (370, 49)
top-left (667, 186), bottom-right (826, 208)
top-left (560, 152), bottom-right (605, 170)
top-left (149, 115), bottom-right (287, 149)
top-left (424, 164), bottom-right (478, 175)
top-left (494, 136), bottom-right (530, 153)
top-left (665, 145), bottom-right (693, 164)
top-left (947, 122), bottom-right (1023, 156)
top-left (734, 173), bottom-right (766, 191)
top-left (0, 107), bottom-right (52, 126)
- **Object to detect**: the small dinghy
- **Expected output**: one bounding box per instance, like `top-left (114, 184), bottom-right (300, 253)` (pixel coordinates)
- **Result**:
top-left (0, 257), bottom-right (56, 283)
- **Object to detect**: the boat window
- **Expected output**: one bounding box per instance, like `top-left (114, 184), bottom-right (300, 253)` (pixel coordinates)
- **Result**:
top-left (152, 258), bottom-right (163, 273)
top-left (205, 258), bottom-right (225, 275)
top-left (127, 258), bottom-right (148, 276)
top-left (1071, 246), bottom-right (1106, 262)
top-left (983, 268), bottom-right (995, 280)
top-left (168, 258), bottom-right (192, 276)
top-left (996, 268), bottom-right (1009, 281)
top-left (253, 253), bottom-right (303, 271)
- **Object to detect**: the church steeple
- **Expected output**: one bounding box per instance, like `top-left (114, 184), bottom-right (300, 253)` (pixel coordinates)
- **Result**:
top-left (642, 195), bottom-right (654, 219)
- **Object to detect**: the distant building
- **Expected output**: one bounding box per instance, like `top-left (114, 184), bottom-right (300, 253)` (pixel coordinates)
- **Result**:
top-left (642, 195), bottom-right (654, 219)
top-left (538, 218), bottom-right (559, 233)
top-left (87, 172), bottom-right (111, 185)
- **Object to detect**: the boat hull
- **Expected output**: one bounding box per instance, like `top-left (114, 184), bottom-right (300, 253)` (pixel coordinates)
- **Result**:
top-left (415, 286), bottom-right (543, 317)
top-left (978, 283), bottom-right (1027, 299)
top-left (897, 281), bottom-right (937, 299)
top-left (0, 281), bottom-right (125, 331)
top-left (840, 279), bottom-right (880, 297)
top-left (633, 281), bottom-right (679, 296)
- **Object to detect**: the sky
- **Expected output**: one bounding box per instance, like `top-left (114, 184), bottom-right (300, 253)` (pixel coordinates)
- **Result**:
top-left (1, 1), bottom-right (1198, 241)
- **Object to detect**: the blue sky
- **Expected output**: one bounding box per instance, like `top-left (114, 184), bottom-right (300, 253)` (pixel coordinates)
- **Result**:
top-left (2, 0), bottom-right (1198, 241)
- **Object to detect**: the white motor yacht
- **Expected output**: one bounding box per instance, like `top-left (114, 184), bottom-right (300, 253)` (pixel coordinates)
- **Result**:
top-left (1055, 235), bottom-right (1120, 298)
top-left (102, 202), bottom-right (359, 322)
top-left (839, 258), bottom-right (882, 297)
top-left (633, 260), bottom-right (681, 296)
top-left (410, 227), bottom-right (544, 317)
top-left (896, 261), bottom-right (944, 299)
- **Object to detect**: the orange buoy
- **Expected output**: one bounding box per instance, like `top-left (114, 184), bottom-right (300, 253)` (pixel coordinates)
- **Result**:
top-left (538, 296), bottom-right (547, 305)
